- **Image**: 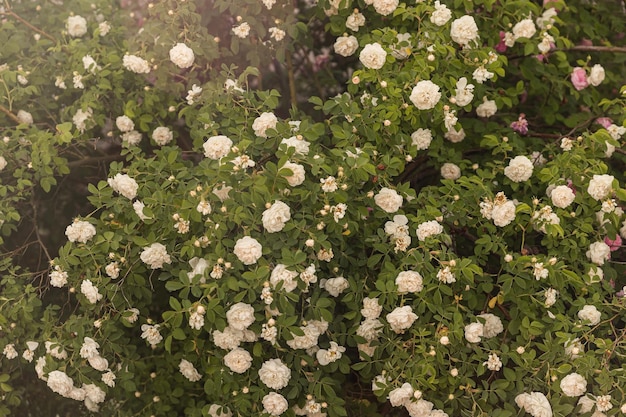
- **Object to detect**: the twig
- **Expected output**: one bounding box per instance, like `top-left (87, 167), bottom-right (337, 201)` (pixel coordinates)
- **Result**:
top-left (0, 104), bottom-right (20, 123)
top-left (561, 45), bottom-right (626, 54)
top-left (1, 2), bottom-right (56, 42)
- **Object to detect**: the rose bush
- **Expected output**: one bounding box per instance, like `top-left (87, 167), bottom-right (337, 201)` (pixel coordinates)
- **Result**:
top-left (1, 0), bottom-right (625, 417)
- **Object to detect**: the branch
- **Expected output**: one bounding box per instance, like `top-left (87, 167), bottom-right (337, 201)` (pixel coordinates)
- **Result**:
top-left (67, 154), bottom-right (125, 168)
top-left (0, 104), bottom-right (20, 123)
top-left (1, 4), bottom-right (56, 42)
top-left (286, 53), bottom-right (298, 111)
top-left (561, 45), bottom-right (626, 54)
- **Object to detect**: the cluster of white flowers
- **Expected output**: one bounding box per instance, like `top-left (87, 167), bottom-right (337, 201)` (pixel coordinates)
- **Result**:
top-left (430, 1), bottom-right (451, 26)
top-left (73, 108), bottom-right (93, 133)
top-left (465, 313), bottom-right (503, 343)
top-left (480, 192), bottom-right (516, 227)
top-left (374, 187), bottom-right (403, 213)
top-left (587, 174), bottom-right (614, 201)
top-left (532, 205), bottom-right (560, 233)
top-left (140, 324), bottom-right (163, 347)
top-left (586, 241), bottom-right (610, 266)
top-left (49, 265), bottom-right (68, 287)
top-left (189, 305), bottom-right (206, 330)
top-left (107, 173), bottom-right (138, 199)
top-left (385, 214), bottom-right (411, 252)
top-left (140, 243), bottom-right (171, 269)
top-left (186, 84), bottom-right (202, 105)
top-left (65, 219), bottom-right (96, 243)
top-left (544, 288), bottom-right (558, 307)
top-left (270, 264), bottom-right (299, 293)
top-left (286, 320), bottom-right (327, 350)
top-left (79, 337), bottom-right (109, 372)
top-left (80, 279), bottom-right (102, 304)
top-left (232, 22), bottom-right (250, 39)
top-left (357, 297), bottom-right (384, 357)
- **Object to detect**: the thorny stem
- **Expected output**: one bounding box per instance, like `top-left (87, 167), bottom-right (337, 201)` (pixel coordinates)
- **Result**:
top-left (1, 1), bottom-right (56, 42)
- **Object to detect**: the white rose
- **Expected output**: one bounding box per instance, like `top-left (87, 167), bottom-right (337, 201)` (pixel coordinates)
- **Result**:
top-left (262, 201), bottom-right (291, 233)
top-left (406, 399), bottom-right (434, 417)
top-left (232, 22), bottom-right (250, 39)
top-left (372, 0), bottom-right (398, 16)
top-left (450, 15), bottom-right (479, 47)
top-left (49, 267), bottom-right (68, 287)
top-left (140, 243), bottom-right (171, 269)
top-left (223, 348), bottom-right (252, 373)
top-left (179, 359), bottom-right (202, 382)
top-left (515, 392), bottom-right (552, 417)
top-left (252, 112), bottom-right (278, 138)
top-left (476, 97), bottom-right (497, 118)
top-left (374, 187), bottom-right (403, 213)
top-left (67, 15), bottom-right (87, 37)
top-left (17, 110), bottom-right (33, 125)
top-left (445, 127), bottom-right (466, 143)
top-left (152, 126), bottom-right (173, 146)
top-left (105, 262), bottom-right (120, 279)
top-left (262, 392), bottom-right (289, 416)
top-left (359, 43), bottom-right (387, 70)
top-left (65, 220), bottom-right (96, 243)
top-left (107, 173), bottom-right (138, 199)
top-left (440, 163), bottom-right (461, 180)
top-left (226, 302), bottom-right (255, 330)
top-left (491, 200), bottom-right (516, 227)
top-left (323, 276), bottom-right (349, 297)
top-left (361, 297), bottom-right (382, 319)
top-left (47, 371), bottom-right (74, 397)
top-left (410, 80), bottom-right (441, 110)
top-left (281, 161), bottom-right (305, 186)
top-left (577, 305), bottom-right (601, 325)
top-left (478, 313), bottom-right (504, 338)
top-left (345, 12), bottom-right (365, 31)
top-left (122, 130), bottom-right (142, 145)
top-left (415, 220), bottom-right (444, 241)
top-left (116, 116), bottom-right (134, 132)
top-left (280, 136), bottom-right (310, 155)
top-left (588, 64), bottom-right (605, 86)
top-left (203, 135), bottom-right (233, 160)
top-left (504, 155), bottom-right (534, 182)
top-left (270, 264), bottom-right (298, 293)
top-left (0, 156), bottom-right (6, 171)
top-left (389, 383), bottom-right (414, 407)
top-left (233, 236), bottom-right (263, 265)
top-left (259, 358), bottom-right (291, 389)
top-left (586, 241), bottom-right (610, 265)
top-left (395, 271), bottom-right (423, 294)
top-left (122, 54), bottom-right (151, 74)
top-left (453, 77), bottom-right (475, 107)
top-left (334, 35), bottom-right (359, 57)
top-left (80, 279), bottom-right (102, 304)
top-left (560, 373), bottom-right (587, 397)
top-left (169, 43), bottom-right (195, 69)
top-left (411, 128), bottom-right (433, 150)
top-left (587, 174), bottom-right (614, 201)
top-left (386, 305), bottom-right (418, 333)
top-left (430, 1), bottom-right (451, 26)
top-left (550, 185), bottom-right (575, 208)
top-left (357, 318), bottom-right (384, 341)
top-left (464, 322), bottom-right (484, 343)
top-left (88, 355), bottom-right (109, 371)
top-left (512, 18), bottom-right (536, 40)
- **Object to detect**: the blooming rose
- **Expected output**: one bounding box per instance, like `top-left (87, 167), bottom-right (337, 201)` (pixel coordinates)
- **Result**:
top-left (88, 355), bottom-right (108, 371)
top-left (115, 115), bottom-right (134, 132)
top-left (262, 201), bottom-right (291, 233)
top-left (386, 305), bottom-right (418, 333)
top-left (416, 220), bottom-right (444, 241)
top-left (588, 64), bottom-right (605, 86)
top-left (226, 302), bottom-right (255, 330)
top-left (571, 67), bottom-right (588, 91)
top-left (252, 112), bottom-right (278, 138)
top-left (440, 163), bottom-right (461, 180)
top-left (80, 280), bottom-right (102, 304)
top-left (281, 161), bottom-right (305, 186)
top-left (203, 135), bottom-right (233, 160)
top-left (411, 128), bottom-right (433, 150)
top-left (357, 318), bottom-right (384, 341)
top-left (152, 126), bottom-right (173, 146)
top-left (491, 200), bottom-right (516, 227)
top-left (478, 313), bottom-right (504, 338)
top-left (49, 267), bottom-right (68, 287)
top-left (550, 185), bottom-right (575, 208)
top-left (372, 0), bottom-right (398, 15)
top-left (123, 54), bottom-right (151, 74)
top-left (345, 11), bottom-right (365, 31)
top-left (262, 392), bottom-right (289, 416)
top-left (512, 18), bottom-right (536, 40)
top-left (430, 1), bottom-right (451, 26)
top-left (405, 399), bottom-right (434, 417)
top-left (232, 22), bottom-right (250, 38)
top-left (560, 373), bottom-right (587, 397)
top-left (223, 348), bottom-right (252, 373)
top-left (67, 15), bottom-right (87, 37)
top-left (107, 173), bottom-right (138, 199)
top-left (140, 243), bottom-right (171, 269)
top-left (410, 80), bottom-right (441, 110)
top-left (359, 43), bottom-right (387, 70)
top-left (374, 187), bottom-right (403, 213)
top-left (577, 305), bottom-right (601, 325)
top-left (334, 35), bottom-right (359, 57)
top-left (476, 97), bottom-right (497, 118)
top-left (17, 109), bottom-right (33, 125)
top-left (586, 241), bottom-right (610, 265)
top-left (361, 297), bottom-right (382, 319)
top-left (270, 264), bottom-right (298, 292)
top-left (122, 130), bottom-right (142, 145)
top-left (280, 136), bottom-right (310, 155)
top-left (395, 271), bottom-right (423, 294)
top-left (233, 236), bottom-right (263, 265)
top-left (450, 15), bottom-right (479, 47)
top-left (0, 156), bottom-right (6, 171)
top-left (323, 276), bottom-right (350, 297)
top-left (464, 322), bottom-right (484, 343)
top-left (453, 77), bottom-right (475, 106)
top-left (65, 220), bottom-right (96, 243)
top-left (47, 371), bottom-right (74, 397)
top-left (515, 392), bottom-right (552, 417)
top-left (179, 359), bottom-right (202, 382)
top-left (587, 174), bottom-right (614, 200)
top-left (259, 358), bottom-right (291, 389)
top-left (169, 43), bottom-right (195, 69)
top-left (504, 155), bottom-right (534, 182)
top-left (389, 383), bottom-right (414, 407)
top-left (79, 337), bottom-right (100, 359)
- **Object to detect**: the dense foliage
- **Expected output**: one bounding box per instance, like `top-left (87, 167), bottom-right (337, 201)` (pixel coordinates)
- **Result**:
top-left (0, 1), bottom-right (625, 417)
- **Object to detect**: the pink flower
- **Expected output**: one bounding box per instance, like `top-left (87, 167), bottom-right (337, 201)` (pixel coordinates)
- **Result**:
top-left (596, 117), bottom-right (613, 129)
top-left (510, 114), bottom-right (529, 135)
top-left (604, 235), bottom-right (622, 252)
top-left (495, 31), bottom-right (507, 53)
top-left (571, 67), bottom-right (588, 91)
